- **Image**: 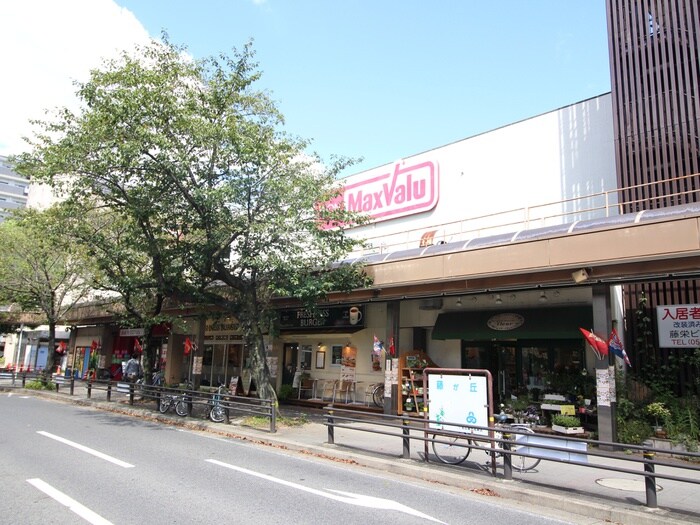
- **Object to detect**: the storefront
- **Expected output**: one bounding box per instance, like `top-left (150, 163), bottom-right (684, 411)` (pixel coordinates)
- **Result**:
top-left (277, 304), bottom-right (388, 401)
top-left (432, 305), bottom-right (594, 404)
top-left (200, 318), bottom-right (243, 387)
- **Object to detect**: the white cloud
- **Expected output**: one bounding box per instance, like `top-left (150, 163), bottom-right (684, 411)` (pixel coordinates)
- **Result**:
top-left (0, 0), bottom-right (150, 156)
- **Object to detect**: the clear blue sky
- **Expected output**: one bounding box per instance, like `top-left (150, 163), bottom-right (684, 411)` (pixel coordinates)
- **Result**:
top-left (35, 2), bottom-right (616, 176)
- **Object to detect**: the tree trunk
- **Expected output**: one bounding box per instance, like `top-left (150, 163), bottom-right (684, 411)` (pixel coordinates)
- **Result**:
top-left (250, 326), bottom-right (276, 403)
top-left (42, 321), bottom-right (57, 384)
top-left (142, 325), bottom-right (155, 384)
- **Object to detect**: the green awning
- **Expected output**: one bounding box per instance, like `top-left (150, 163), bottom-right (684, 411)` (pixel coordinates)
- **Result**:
top-left (432, 306), bottom-right (592, 340)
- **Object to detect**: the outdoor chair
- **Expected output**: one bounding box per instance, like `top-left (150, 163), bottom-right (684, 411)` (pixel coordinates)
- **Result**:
top-left (297, 378), bottom-right (316, 400)
top-left (333, 380), bottom-right (355, 404)
top-left (320, 380), bottom-right (337, 401)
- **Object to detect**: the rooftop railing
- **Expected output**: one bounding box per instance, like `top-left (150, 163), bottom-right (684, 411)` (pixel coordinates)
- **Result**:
top-left (347, 173), bottom-right (700, 258)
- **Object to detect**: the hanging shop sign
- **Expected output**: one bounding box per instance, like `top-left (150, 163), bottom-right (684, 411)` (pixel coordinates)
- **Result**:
top-left (278, 305), bottom-right (365, 330)
top-left (656, 304), bottom-right (700, 348)
top-left (486, 313), bottom-right (525, 331)
top-left (119, 328), bottom-right (145, 337)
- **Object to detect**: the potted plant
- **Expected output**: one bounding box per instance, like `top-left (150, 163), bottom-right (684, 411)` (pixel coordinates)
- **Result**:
top-left (645, 402), bottom-right (671, 437)
top-left (551, 414), bottom-right (585, 435)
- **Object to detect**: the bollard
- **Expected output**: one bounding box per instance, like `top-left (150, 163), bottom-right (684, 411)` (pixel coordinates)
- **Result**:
top-left (402, 418), bottom-right (411, 459)
top-left (128, 383), bottom-right (134, 405)
top-left (87, 381), bottom-right (92, 398)
top-left (107, 382), bottom-right (112, 401)
top-left (270, 402), bottom-right (277, 433)
top-left (69, 377), bottom-right (75, 396)
top-left (327, 409), bottom-right (335, 444)
top-left (643, 450), bottom-right (658, 508)
top-left (502, 431), bottom-right (513, 480)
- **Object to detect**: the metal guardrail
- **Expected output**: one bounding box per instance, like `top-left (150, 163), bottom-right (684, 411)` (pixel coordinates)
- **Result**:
top-left (84, 380), bottom-right (276, 432)
top-left (324, 407), bottom-right (700, 510)
top-left (0, 370), bottom-right (61, 389)
top-left (0, 373), bottom-right (276, 433)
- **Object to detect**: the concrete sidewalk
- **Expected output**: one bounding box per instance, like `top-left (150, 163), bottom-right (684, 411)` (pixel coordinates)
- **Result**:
top-left (8, 383), bottom-right (700, 525)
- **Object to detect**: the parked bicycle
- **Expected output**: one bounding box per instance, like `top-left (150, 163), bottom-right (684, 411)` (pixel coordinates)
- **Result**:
top-left (208, 384), bottom-right (227, 423)
top-left (158, 380), bottom-right (192, 417)
top-left (430, 406), bottom-right (541, 472)
top-left (368, 382), bottom-right (385, 408)
top-left (135, 370), bottom-right (165, 400)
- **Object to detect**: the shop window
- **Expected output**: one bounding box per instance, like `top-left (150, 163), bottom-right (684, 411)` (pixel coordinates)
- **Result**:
top-left (522, 347), bottom-right (548, 391)
top-left (300, 345), bottom-right (312, 370)
top-left (331, 345), bottom-right (343, 366)
top-left (203, 344), bottom-right (213, 365)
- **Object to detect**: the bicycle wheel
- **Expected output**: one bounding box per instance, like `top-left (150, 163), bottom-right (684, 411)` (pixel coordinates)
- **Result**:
top-left (509, 426), bottom-right (541, 472)
top-left (209, 405), bottom-right (225, 423)
top-left (431, 433), bottom-right (471, 465)
top-left (372, 384), bottom-right (385, 408)
top-left (175, 398), bottom-right (188, 417)
top-left (158, 396), bottom-right (171, 413)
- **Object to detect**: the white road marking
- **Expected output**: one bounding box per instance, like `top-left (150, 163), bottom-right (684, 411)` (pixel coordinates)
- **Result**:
top-left (206, 459), bottom-right (445, 523)
top-left (27, 478), bottom-right (114, 525)
top-left (37, 431), bottom-right (134, 468)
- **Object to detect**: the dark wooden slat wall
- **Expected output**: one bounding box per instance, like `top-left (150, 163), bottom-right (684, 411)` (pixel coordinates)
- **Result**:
top-left (607, 1), bottom-right (700, 391)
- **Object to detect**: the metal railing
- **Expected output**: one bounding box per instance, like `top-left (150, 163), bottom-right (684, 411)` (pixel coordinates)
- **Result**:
top-left (86, 380), bottom-right (277, 433)
top-left (0, 373), bottom-right (276, 433)
top-left (348, 172), bottom-right (700, 257)
top-left (324, 407), bottom-right (700, 510)
top-left (0, 370), bottom-right (67, 390)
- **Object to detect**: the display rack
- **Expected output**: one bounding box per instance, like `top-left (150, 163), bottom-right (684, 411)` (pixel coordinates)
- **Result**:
top-left (397, 350), bottom-right (437, 415)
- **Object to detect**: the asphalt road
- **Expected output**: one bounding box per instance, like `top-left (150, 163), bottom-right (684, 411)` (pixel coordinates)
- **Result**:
top-left (0, 393), bottom-right (587, 525)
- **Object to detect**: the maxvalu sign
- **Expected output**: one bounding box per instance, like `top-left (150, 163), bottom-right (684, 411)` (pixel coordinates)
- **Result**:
top-left (656, 304), bottom-right (700, 348)
top-left (337, 160), bottom-right (439, 223)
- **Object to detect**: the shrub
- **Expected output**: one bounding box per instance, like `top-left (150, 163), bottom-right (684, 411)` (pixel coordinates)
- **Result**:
top-left (24, 379), bottom-right (55, 391)
top-left (277, 384), bottom-right (294, 401)
top-left (645, 402), bottom-right (671, 426)
top-left (551, 414), bottom-right (581, 428)
top-left (617, 418), bottom-right (653, 445)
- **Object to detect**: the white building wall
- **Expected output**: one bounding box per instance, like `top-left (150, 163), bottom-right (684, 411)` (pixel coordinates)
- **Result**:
top-left (340, 94), bottom-right (615, 252)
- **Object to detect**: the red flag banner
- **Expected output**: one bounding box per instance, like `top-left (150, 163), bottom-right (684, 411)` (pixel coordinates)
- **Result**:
top-left (90, 340), bottom-right (98, 351)
top-left (184, 337), bottom-right (192, 356)
top-left (579, 328), bottom-right (609, 360)
top-left (134, 338), bottom-right (143, 354)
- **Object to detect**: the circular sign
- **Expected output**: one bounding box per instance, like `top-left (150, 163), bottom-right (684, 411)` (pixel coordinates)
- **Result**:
top-left (487, 313), bottom-right (525, 331)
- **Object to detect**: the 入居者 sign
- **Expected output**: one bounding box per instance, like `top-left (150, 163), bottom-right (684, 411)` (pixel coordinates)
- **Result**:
top-left (656, 304), bottom-right (700, 348)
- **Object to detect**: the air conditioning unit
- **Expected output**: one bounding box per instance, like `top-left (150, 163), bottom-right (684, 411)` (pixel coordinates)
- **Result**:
top-left (418, 298), bottom-right (443, 310)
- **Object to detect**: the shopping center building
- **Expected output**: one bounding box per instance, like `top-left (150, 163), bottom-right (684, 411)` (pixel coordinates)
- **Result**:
top-left (3, 1), bottom-right (699, 444)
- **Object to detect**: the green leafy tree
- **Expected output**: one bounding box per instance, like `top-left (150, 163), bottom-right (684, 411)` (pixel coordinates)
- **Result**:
top-left (15, 37), bottom-right (370, 400)
top-left (0, 207), bottom-right (94, 379)
top-left (60, 202), bottom-right (187, 379)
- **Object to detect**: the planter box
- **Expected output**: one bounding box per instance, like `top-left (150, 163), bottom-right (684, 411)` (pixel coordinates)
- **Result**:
top-left (552, 424), bottom-right (585, 435)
